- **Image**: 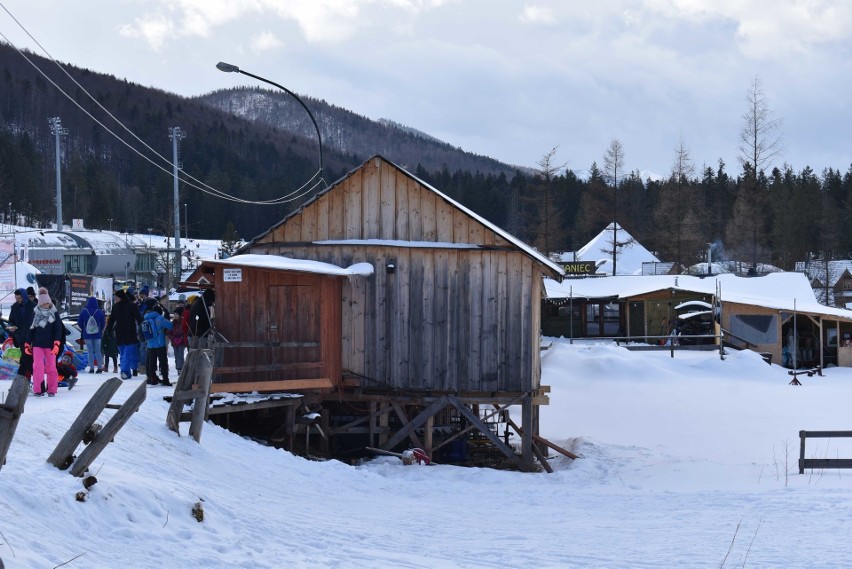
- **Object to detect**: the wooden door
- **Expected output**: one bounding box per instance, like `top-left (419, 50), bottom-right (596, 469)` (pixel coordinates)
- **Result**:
top-left (268, 284), bottom-right (322, 380)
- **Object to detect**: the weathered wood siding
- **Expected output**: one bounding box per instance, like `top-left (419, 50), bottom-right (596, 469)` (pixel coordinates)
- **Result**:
top-left (214, 266), bottom-right (342, 387)
top-left (245, 156), bottom-right (546, 392)
top-left (252, 244), bottom-right (541, 392)
top-left (255, 157), bottom-right (514, 247)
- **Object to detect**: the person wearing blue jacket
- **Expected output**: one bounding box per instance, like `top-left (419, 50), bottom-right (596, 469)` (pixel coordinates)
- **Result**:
top-left (143, 302), bottom-right (173, 386)
top-left (77, 296), bottom-right (106, 373)
top-left (26, 287), bottom-right (63, 396)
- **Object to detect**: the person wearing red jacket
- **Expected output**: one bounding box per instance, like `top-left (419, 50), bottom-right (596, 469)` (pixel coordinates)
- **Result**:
top-left (26, 287), bottom-right (64, 397)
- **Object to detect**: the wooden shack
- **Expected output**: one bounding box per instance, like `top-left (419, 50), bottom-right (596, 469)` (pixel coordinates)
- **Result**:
top-left (187, 255), bottom-right (371, 392)
top-left (197, 155), bottom-right (564, 470)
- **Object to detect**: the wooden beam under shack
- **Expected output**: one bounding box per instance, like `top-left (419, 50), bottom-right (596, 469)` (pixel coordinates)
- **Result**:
top-left (208, 378), bottom-right (332, 393)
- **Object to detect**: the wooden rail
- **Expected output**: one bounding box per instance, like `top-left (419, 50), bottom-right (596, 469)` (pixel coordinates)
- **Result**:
top-left (798, 430), bottom-right (852, 474)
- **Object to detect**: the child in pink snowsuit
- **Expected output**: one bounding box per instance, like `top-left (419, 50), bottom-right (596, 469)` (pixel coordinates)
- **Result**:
top-left (26, 287), bottom-right (63, 396)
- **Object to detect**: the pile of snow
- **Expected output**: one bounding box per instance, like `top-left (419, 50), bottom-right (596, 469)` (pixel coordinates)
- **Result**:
top-left (1, 341), bottom-right (851, 567)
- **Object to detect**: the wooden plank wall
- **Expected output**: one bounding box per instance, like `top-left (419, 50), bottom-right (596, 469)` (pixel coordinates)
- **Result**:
top-left (258, 156), bottom-right (514, 248)
top-left (214, 266), bottom-right (341, 386)
top-left (263, 244), bottom-right (540, 392)
top-left (248, 156), bottom-right (546, 392)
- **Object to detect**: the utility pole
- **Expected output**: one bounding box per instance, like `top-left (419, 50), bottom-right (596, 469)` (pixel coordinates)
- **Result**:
top-left (168, 127), bottom-right (186, 282)
top-left (48, 117), bottom-right (68, 231)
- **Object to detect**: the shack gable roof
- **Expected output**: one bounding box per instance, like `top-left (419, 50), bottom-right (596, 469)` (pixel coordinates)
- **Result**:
top-left (242, 155), bottom-right (563, 279)
top-left (203, 254), bottom-right (374, 277)
top-left (545, 272), bottom-right (852, 320)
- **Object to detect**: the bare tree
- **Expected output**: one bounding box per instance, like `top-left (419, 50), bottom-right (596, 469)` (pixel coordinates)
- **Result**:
top-left (732, 77), bottom-right (782, 267)
top-left (534, 147), bottom-right (568, 256)
top-left (739, 76), bottom-right (783, 173)
top-left (603, 139), bottom-right (625, 274)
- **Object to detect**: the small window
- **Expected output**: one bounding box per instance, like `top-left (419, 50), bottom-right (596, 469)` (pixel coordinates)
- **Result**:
top-left (730, 314), bottom-right (778, 345)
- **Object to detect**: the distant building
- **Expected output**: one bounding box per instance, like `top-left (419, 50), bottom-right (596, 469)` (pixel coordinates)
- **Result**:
top-left (553, 222), bottom-right (660, 276)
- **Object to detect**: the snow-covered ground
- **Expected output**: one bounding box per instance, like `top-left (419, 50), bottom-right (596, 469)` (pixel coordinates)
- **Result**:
top-left (1, 339), bottom-right (852, 568)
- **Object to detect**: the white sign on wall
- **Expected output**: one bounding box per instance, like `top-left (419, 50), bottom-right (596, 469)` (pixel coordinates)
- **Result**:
top-left (223, 268), bottom-right (242, 282)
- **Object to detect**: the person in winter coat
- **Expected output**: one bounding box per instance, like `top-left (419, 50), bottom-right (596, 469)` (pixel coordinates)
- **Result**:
top-left (8, 288), bottom-right (35, 379)
top-left (142, 303), bottom-right (173, 386)
top-left (56, 352), bottom-right (78, 390)
top-left (105, 289), bottom-right (143, 379)
top-left (170, 306), bottom-right (187, 374)
top-left (26, 287), bottom-right (64, 396)
top-left (77, 296), bottom-right (106, 373)
top-left (188, 289), bottom-right (215, 349)
top-left (101, 314), bottom-right (119, 373)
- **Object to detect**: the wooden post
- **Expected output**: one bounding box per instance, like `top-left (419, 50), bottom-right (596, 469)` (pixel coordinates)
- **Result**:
top-left (424, 414), bottom-right (434, 458)
top-left (447, 395), bottom-right (530, 472)
top-left (369, 400), bottom-right (376, 448)
top-left (286, 405), bottom-right (295, 452)
top-left (70, 379), bottom-right (147, 477)
top-left (0, 376), bottom-right (28, 471)
top-left (321, 409), bottom-right (330, 455)
top-left (379, 405), bottom-right (389, 446)
top-left (799, 430), bottom-right (806, 474)
top-left (47, 377), bottom-right (123, 470)
top-left (167, 349), bottom-right (213, 442)
top-left (521, 395), bottom-right (534, 470)
top-left (382, 396), bottom-right (448, 451)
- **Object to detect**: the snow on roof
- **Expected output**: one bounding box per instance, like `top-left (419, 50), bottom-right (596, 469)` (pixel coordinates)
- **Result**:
top-left (554, 223), bottom-right (659, 276)
top-left (16, 231), bottom-right (78, 249)
top-left (544, 272), bottom-right (852, 319)
top-left (62, 230), bottom-right (133, 254)
top-left (205, 254), bottom-right (375, 277)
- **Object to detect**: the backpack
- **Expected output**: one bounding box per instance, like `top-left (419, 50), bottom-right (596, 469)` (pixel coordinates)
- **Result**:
top-left (140, 319), bottom-right (155, 341)
top-left (85, 310), bottom-right (100, 335)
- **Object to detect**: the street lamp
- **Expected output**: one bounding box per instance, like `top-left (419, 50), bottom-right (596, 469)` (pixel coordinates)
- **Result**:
top-left (216, 61), bottom-right (323, 175)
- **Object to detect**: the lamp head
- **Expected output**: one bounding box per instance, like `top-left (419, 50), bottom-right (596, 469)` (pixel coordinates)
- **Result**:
top-left (216, 62), bottom-right (240, 73)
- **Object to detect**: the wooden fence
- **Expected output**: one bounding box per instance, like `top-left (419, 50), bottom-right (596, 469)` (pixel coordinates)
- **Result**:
top-left (798, 430), bottom-right (852, 474)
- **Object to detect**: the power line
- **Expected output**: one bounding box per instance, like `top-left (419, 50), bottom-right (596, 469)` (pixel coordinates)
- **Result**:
top-left (0, 2), bottom-right (328, 206)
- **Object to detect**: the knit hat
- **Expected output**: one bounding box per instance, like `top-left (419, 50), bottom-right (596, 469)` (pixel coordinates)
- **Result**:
top-left (140, 285), bottom-right (149, 296)
top-left (114, 289), bottom-right (128, 300)
top-left (37, 286), bottom-right (51, 306)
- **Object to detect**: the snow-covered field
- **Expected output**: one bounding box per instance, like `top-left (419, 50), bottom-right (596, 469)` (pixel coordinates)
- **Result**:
top-left (1, 339), bottom-right (852, 568)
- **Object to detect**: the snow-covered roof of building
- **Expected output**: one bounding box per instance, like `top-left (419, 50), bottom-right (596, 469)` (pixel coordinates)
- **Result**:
top-left (544, 272), bottom-right (852, 319)
top-left (203, 254), bottom-right (374, 277)
top-left (15, 231), bottom-right (79, 249)
top-left (554, 222), bottom-right (659, 276)
top-left (62, 231), bottom-right (133, 255)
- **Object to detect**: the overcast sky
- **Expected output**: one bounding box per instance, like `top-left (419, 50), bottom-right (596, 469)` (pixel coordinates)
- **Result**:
top-left (2, 0), bottom-right (851, 179)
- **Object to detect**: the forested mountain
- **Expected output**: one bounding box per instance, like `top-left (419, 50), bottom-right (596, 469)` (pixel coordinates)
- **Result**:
top-left (195, 87), bottom-right (524, 178)
top-left (1, 41), bottom-right (852, 271)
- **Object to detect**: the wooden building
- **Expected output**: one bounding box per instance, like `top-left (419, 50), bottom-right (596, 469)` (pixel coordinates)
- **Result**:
top-left (544, 273), bottom-right (852, 368)
top-left (191, 156), bottom-right (564, 470)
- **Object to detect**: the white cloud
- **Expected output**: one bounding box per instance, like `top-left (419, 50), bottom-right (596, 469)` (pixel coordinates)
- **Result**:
top-left (118, 13), bottom-right (175, 51)
top-left (519, 4), bottom-right (558, 25)
top-left (642, 0), bottom-right (852, 58)
top-left (251, 31), bottom-right (283, 52)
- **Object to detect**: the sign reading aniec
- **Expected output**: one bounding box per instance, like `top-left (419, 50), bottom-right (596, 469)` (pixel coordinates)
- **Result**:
top-left (563, 261), bottom-right (595, 275)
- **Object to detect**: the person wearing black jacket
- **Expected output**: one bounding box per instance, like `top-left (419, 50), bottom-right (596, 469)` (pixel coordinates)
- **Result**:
top-left (26, 287), bottom-right (63, 396)
top-left (8, 288), bottom-right (35, 379)
top-left (105, 289), bottom-right (143, 379)
top-left (188, 288), bottom-right (215, 350)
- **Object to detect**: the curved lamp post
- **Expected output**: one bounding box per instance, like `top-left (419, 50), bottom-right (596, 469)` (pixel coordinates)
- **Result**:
top-left (216, 62), bottom-right (323, 176)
